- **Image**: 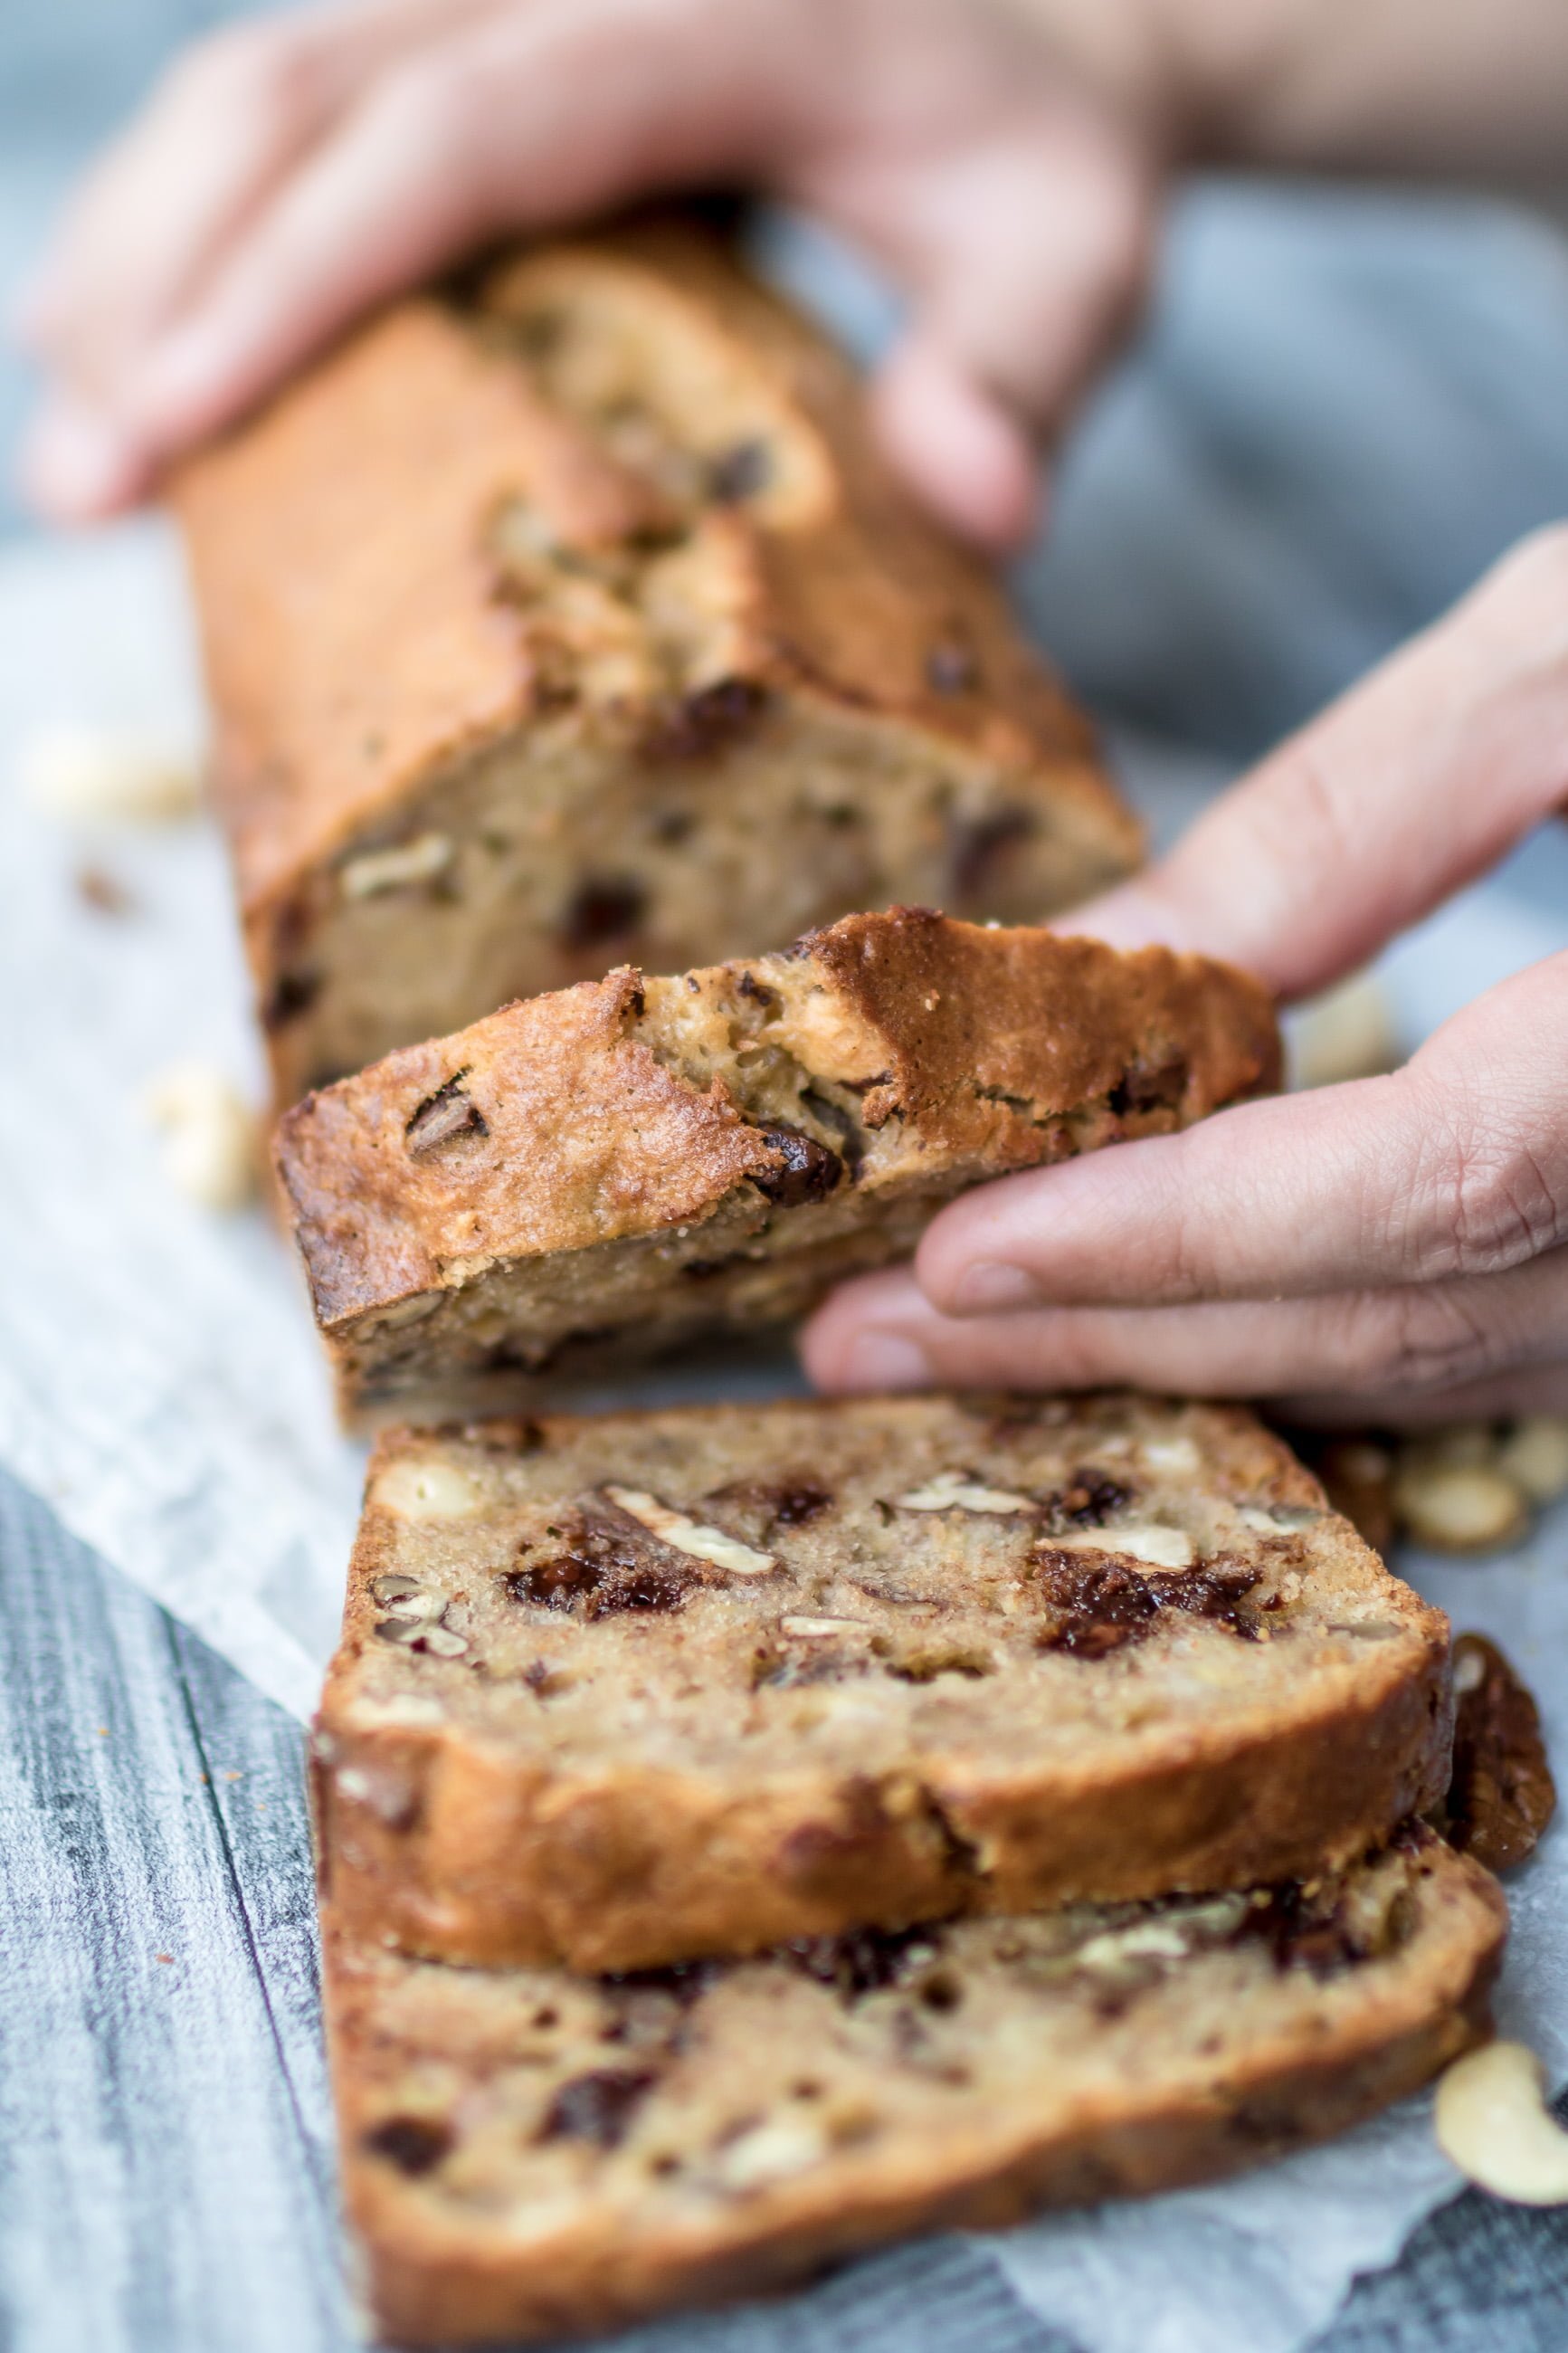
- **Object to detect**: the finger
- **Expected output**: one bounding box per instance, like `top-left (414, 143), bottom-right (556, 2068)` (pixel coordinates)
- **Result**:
top-left (870, 338), bottom-right (1041, 549)
top-left (13, 397), bottom-right (146, 521)
top-left (21, 0), bottom-right (496, 369)
top-left (801, 1244), bottom-right (1568, 1409)
top-left (827, 113), bottom-right (1154, 545)
top-left (1069, 525), bottom-right (1568, 998)
top-left (916, 948), bottom-right (1568, 1315)
top-left (100, 0), bottom-right (783, 470)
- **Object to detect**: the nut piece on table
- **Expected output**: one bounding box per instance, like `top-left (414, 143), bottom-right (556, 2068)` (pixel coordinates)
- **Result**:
top-left (1439, 1633), bottom-right (1556, 1872)
top-left (1436, 2042), bottom-right (1568, 2205)
top-left (1289, 969), bottom-right (1400, 1091)
top-left (1495, 1418), bottom-right (1568, 1508)
top-left (1392, 1460), bottom-right (1528, 1555)
top-left (142, 1062), bottom-right (260, 1212)
top-left (23, 725), bottom-right (201, 824)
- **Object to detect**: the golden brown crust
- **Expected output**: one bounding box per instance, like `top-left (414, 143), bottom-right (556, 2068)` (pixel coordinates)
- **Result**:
top-left (174, 218), bottom-right (1142, 1111)
top-left (312, 1395), bottom-right (1451, 1974)
top-left (320, 1836), bottom-right (1506, 2346)
top-left (273, 910), bottom-right (1280, 1416)
top-left (176, 302), bottom-right (653, 918)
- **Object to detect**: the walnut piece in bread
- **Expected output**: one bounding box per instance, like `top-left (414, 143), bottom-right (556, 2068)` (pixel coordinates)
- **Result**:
top-left (275, 908), bottom-right (1281, 1424)
top-left (311, 1394), bottom-right (1452, 1974)
top-left (174, 216), bottom-right (1141, 1115)
top-left (325, 1829), bottom-right (1505, 2347)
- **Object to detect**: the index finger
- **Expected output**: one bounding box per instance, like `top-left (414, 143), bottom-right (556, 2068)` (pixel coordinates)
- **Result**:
top-left (1074, 527), bottom-right (1568, 999)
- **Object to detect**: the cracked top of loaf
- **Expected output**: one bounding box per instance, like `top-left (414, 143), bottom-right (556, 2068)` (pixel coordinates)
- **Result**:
top-left (173, 215), bottom-right (1138, 923)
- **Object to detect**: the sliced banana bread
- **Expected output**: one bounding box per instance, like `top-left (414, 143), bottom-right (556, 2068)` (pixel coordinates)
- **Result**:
top-left (325, 1829), bottom-right (1505, 2348)
top-left (311, 1395), bottom-right (1450, 1973)
top-left (174, 216), bottom-right (1139, 1114)
top-left (275, 909), bottom-right (1280, 1424)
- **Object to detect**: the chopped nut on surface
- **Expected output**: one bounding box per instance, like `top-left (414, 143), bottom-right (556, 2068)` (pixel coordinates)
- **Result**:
top-left (895, 1471), bottom-right (1035, 1515)
top-left (603, 1487), bottom-right (777, 1577)
top-left (1290, 969), bottom-right (1400, 1091)
top-left (142, 1062), bottom-right (259, 1211)
top-left (340, 832), bottom-right (454, 900)
top-left (1495, 1417), bottom-right (1568, 1508)
top-left (1436, 2043), bottom-right (1568, 2205)
top-left (24, 725), bottom-right (201, 824)
top-left (779, 1615), bottom-right (862, 1640)
top-left (373, 1458), bottom-right (486, 1521)
top-left (1051, 1523), bottom-right (1196, 1572)
top-left (1392, 1462), bottom-right (1527, 1555)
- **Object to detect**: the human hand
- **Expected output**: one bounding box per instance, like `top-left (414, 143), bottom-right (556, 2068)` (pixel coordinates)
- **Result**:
top-left (804, 529), bottom-right (1568, 1424)
top-left (13, 0), bottom-right (1164, 545)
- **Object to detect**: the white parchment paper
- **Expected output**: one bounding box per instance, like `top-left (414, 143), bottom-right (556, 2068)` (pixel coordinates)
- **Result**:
top-left (1, 519), bottom-right (1564, 2353)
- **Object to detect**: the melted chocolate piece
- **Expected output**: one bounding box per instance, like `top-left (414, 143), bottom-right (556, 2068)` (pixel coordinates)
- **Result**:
top-left (261, 968), bottom-right (320, 1029)
top-left (1033, 1550), bottom-right (1262, 1657)
top-left (1041, 1472), bottom-right (1136, 1531)
top-left (501, 1516), bottom-right (694, 1618)
top-left (751, 1125), bottom-right (843, 1206)
top-left (768, 1482), bottom-right (832, 1528)
top-left (405, 1072), bottom-right (487, 1155)
top-left (537, 2069), bottom-right (656, 2148)
top-left (785, 1923), bottom-right (938, 1999)
top-left (362, 2115), bottom-right (452, 2176)
top-left (1234, 1884), bottom-right (1370, 1980)
top-left (602, 1958), bottom-right (723, 2010)
top-left (707, 438), bottom-right (773, 502)
top-left (562, 878), bottom-right (646, 948)
top-left (643, 676), bottom-right (765, 762)
top-left (950, 807), bottom-right (1034, 899)
top-left (1109, 1050), bottom-right (1189, 1118)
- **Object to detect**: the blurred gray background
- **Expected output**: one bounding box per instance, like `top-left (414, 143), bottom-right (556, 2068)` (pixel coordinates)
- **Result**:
top-left (8, 0), bottom-right (1568, 840)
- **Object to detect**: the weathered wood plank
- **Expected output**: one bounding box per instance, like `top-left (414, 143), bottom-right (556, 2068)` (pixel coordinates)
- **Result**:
top-left (0, 1469), bottom-right (349, 2353)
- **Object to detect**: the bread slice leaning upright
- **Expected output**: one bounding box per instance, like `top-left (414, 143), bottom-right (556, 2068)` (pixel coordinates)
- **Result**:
top-left (325, 1829), bottom-right (1505, 2348)
top-left (311, 1393), bottom-right (1453, 1974)
top-left (275, 908), bottom-right (1281, 1424)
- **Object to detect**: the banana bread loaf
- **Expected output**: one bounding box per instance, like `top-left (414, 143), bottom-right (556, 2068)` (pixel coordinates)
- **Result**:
top-left (174, 216), bottom-right (1140, 1113)
top-left (275, 909), bottom-right (1280, 1424)
top-left (311, 1394), bottom-right (1451, 1973)
top-left (324, 1829), bottom-right (1505, 2347)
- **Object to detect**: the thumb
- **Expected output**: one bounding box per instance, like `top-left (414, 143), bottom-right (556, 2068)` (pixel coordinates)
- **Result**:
top-left (861, 117), bottom-right (1156, 546)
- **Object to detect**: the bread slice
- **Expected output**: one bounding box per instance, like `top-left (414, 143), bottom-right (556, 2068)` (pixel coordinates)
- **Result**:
top-left (324, 1829), bottom-right (1505, 2348)
top-left (173, 214), bottom-right (1140, 1115)
top-left (311, 1394), bottom-right (1451, 1974)
top-left (275, 909), bottom-right (1280, 1424)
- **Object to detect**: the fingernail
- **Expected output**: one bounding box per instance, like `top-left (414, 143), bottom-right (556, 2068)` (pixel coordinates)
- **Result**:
top-left (950, 1261), bottom-right (1041, 1315)
top-left (137, 323), bottom-right (231, 431)
top-left (18, 403), bottom-right (138, 517)
top-left (839, 1333), bottom-right (930, 1392)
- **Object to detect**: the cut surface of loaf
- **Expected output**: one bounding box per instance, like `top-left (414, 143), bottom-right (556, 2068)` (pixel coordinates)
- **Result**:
top-left (275, 909), bottom-right (1280, 1424)
top-left (312, 1394), bottom-right (1451, 1973)
top-left (174, 214), bottom-right (1140, 1111)
top-left (325, 1830), bottom-right (1505, 2347)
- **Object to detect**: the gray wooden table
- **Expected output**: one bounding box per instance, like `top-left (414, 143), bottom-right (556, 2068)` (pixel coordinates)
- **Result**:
top-left (5, 1463), bottom-right (1568, 2351)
